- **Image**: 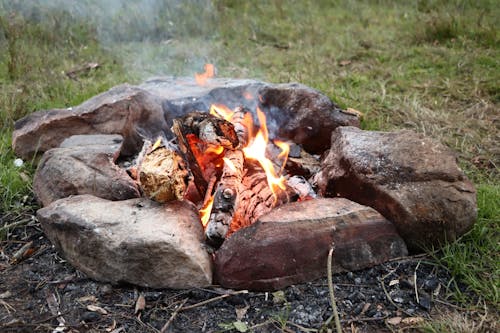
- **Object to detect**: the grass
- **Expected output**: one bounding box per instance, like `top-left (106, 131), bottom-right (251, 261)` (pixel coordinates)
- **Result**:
top-left (0, 0), bottom-right (498, 327)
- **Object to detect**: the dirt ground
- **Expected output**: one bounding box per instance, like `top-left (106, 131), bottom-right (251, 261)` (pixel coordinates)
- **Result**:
top-left (0, 207), bottom-right (477, 333)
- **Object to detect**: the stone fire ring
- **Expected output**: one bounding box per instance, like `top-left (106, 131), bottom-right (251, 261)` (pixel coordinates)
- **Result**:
top-left (14, 77), bottom-right (477, 290)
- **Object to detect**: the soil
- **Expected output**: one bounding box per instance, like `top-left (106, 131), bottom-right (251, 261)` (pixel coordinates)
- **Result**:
top-left (0, 205), bottom-right (469, 333)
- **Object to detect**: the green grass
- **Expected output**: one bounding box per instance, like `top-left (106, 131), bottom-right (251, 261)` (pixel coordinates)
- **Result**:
top-left (0, 0), bottom-right (498, 325)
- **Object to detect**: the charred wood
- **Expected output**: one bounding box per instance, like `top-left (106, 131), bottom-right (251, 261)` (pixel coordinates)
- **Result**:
top-left (172, 119), bottom-right (207, 196)
top-left (205, 149), bottom-right (244, 247)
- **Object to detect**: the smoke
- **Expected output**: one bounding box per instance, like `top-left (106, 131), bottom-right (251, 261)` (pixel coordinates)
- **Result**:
top-left (1, 0), bottom-right (218, 78)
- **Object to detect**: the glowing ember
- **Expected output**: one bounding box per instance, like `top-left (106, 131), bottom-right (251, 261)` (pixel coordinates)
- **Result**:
top-left (195, 64), bottom-right (215, 86)
top-left (199, 195), bottom-right (214, 227)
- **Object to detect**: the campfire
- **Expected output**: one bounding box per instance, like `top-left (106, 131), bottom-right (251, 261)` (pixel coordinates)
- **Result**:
top-left (14, 65), bottom-right (477, 290)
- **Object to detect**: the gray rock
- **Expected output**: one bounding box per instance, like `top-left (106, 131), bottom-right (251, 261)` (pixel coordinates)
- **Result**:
top-left (314, 126), bottom-right (477, 251)
top-left (13, 77), bottom-right (359, 159)
top-left (37, 195), bottom-right (213, 289)
top-left (33, 135), bottom-right (139, 206)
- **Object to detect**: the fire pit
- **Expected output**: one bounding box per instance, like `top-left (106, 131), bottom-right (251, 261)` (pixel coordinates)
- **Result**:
top-left (12, 72), bottom-right (477, 291)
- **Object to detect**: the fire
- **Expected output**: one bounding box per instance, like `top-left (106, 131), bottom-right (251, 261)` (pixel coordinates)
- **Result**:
top-left (199, 195), bottom-right (214, 227)
top-left (210, 104), bottom-right (234, 121)
top-left (242, 107), bottom-right (289, 197)
top-left (195, 64), bottom-right (215, 86)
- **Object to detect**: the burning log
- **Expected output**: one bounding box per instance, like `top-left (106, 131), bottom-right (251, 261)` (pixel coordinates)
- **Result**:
top-left (139, 145), bottom-right (189, 202)
top-left (231, 170), bottom-right (298, 233)
top-left (204, 107), bottom-right (252, 246)
top-left (205, 149), bottom-right (244, 246)
top-left (172, 112), bottom-right (239, 197)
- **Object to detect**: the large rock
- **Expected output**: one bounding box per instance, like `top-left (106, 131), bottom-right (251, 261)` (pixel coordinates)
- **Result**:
top-left (214, 198), bottom-right (407, 291)
top-left (37, 195), bottom-right (213, 289)
top-left (33, 134), bottom-right (140, 207)
top-left (314, 127), bottom-right (477, 251)
top-left (13, 78), bottom-right (359, 159)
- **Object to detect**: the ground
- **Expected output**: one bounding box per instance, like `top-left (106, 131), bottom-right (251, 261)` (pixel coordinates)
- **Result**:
top-left (0, 1), bottom-right (499, 332)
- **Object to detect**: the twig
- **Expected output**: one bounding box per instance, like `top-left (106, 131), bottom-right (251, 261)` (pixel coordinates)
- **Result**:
top-left (414, 261), bottom-right (421, 305)
top-left (286, 321), bottom-right (318, 332)
top-left (180, 290), bottom-right (248, 311)
top-left (159, 298), bottom-right (188, 333)
top-left (341, 315), bottom-right (389, 324)
top-left (379, 278), bottom-right (413, 317)
top-left (327, 244), bottom-right (342, 333)
top-left (0, 218), bottom-right (33, 233)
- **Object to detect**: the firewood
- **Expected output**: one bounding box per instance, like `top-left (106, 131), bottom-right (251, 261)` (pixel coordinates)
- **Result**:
top-left (230, 169), bottom-right (298, 234)
top-left (180, 112), bottom-right (239, 148)
top-left (139, 146), bottom-right (189, 202)
top-left (205, 108), bottom-right (250, 246)
top-left (172, 119), bottom-right (208, 196)
top-left (205, 149), bottom-right (244, 246)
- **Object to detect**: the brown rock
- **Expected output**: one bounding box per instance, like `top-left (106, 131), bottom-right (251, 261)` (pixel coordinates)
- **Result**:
top-left (37, 195), bottom-right (212, 289)
top-left (314, 127), bottom-right (477, 251)
top-left (13, 78), bottom-right (359, 160)
top-left (12, 85), bottom-right (166, 159)
top-left (214, 198), bottom-right (407, 291)
top-left (33, 134), bottom-right (139, 206)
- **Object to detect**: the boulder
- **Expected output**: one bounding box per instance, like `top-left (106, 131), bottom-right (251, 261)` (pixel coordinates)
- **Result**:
top-left (214, 198), bottom-right (407, 291)
top-left (314, 127), bottom-right (477, 251)
top-left (37, 195), bottom-right (212, 289)
top-left (13, 78), bottom-right (359, 160)
top-left (33, 134), bottom-right (139, 207)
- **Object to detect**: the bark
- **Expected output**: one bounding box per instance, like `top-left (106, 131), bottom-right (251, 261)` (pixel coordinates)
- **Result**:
top-left (139, 146), bottom-right (189, 202)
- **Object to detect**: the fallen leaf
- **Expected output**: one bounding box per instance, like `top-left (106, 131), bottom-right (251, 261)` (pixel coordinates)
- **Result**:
top-left (134, 294), bottom-right (146, 314)
top-left (389, 279), bottom-right (399, 286)
top-left (87, 304), bottom-right (108, 315)
top-left (401, 316), bottom-right (425, 325)
top-left (106, 319), bottom-right (117, 332)
top-left (272, 290), bottom-right (286, 304)
top-left (387, 317), bottom-right (402, 325)
top-left (339, 59), bottom-right (352, 66)
top-left (235, 305), bottom-right (249, 320)
top-left (233, 321), bottom-right (248, 332)
top-left (0, 291), bottom-right (12, 299)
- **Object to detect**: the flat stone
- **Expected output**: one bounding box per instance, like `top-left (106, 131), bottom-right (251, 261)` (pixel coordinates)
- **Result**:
top-left (13, 78), bottom-right (359, 159)
top-left (314, 127), bottom-right (477, 251)
top-left (37, 195), bottom-right (212, 289)
top-left (33, 135), bottom-right (139, 207)
top-left (214, 198), bottom-right (407, 291)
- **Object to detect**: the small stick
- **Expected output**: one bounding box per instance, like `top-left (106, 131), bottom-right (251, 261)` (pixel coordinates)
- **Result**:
top-left (414, 261), bottom-right (421, 305)
top-left (180, 290), bottom-right (248, 311)
top-left (327, 244), bottom-right (342, 333)
top-left (159, 298), bottom-right (188, 333)
top-left (11, 241), bottom-right (33, 263)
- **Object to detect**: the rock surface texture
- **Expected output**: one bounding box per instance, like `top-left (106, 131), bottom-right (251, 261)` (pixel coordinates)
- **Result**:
top-left (37, 195), bottom-right (213, 288)
top-left (33, 134), bottom-right (139, 207)
top-left (314, 127), bottom-right (477, 251)
top-left (12, 77), bottom-right (359, 159)
top-left (215, 198), bottom-right (408, 291)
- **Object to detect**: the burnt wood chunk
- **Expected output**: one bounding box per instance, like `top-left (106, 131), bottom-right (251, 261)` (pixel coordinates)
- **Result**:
top-left (215, 198), bottom-right (407, 291)
top-left (314, 126), bottom-right (477, 251)
top-left (205, 149), bottom-right (244, 247)
top-left (180, 112), bottom-right (239, 149)
top-left (139, 146), bottom-right (189, 202)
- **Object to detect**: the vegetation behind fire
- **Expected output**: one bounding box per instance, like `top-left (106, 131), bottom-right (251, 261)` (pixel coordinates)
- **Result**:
top-left (0, 0), bottom-right (498, 330)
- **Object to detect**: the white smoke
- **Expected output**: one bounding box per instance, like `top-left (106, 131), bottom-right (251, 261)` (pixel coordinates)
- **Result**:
top-left (0, 0), bottom-right (217, 78)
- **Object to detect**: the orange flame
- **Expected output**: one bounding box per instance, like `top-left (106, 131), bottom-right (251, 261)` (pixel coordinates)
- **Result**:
top-left (210, 104), bottom-right (234, 121)
top-left (242, 107), bottom-right (288, 198)
top-left (195, 64), bottom-right (215, 86)
top-left (199, 195), bottom-right (214, 227)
